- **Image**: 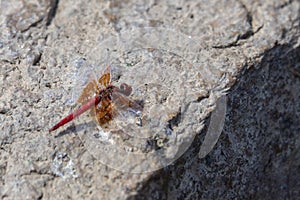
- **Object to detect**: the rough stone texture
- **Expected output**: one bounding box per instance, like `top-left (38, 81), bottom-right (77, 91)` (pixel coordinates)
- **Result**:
top-left (0, 0), bottom-right (299, 199)
top-left (134, 44), bottom-right (300, 199)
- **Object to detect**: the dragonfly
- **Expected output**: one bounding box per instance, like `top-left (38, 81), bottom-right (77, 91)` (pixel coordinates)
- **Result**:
top-left (49, 67), bottom-right (143, 133)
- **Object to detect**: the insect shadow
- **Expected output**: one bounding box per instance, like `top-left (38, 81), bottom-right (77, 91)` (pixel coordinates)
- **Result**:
top-left (54, 121), bottom-right (95, 138)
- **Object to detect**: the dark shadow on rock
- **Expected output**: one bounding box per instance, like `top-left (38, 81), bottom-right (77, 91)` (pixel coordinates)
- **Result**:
top-left (54, 121), bottom-right (95, 138)
top-left (130, 44), bottom-right (300, 199)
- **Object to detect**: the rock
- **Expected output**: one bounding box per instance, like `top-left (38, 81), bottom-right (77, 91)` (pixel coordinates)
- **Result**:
top-left (0, 0), bottom-right (299, 199)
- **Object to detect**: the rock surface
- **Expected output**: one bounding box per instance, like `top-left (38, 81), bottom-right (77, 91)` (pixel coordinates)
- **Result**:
top-left (0, 0), bottom-right (299, 199)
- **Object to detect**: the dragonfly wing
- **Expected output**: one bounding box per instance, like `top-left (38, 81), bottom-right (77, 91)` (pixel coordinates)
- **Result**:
top-left (78, 68), bottom-right (111, 104)
top-left (77, 67), bottom-right (109, 104)
top-left (111, 91), bottom-right (143, 119)
top-left (77, 80), bottom-right (98, 104)
top-left (91, 90), bottom-right (142, 130)
top-left (97, 68), bottom-right (111, 89)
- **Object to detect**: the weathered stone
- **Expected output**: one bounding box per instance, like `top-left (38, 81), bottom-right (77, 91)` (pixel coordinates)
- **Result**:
top-left (0, 0), bottom-right (299, 199)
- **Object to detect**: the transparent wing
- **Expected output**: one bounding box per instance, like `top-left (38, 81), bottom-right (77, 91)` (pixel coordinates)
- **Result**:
top-left (111, 91), bottom-right (142, 117)
top-left (108, 90), bottom-right (143, 134)
top-left (77, 69), bottom-right (111, 105)
top-left (77, 80), bottom-right (98, 104)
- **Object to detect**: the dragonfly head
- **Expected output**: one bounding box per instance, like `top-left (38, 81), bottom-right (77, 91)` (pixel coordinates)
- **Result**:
top-left (119, 83), bottom-right (132, 96)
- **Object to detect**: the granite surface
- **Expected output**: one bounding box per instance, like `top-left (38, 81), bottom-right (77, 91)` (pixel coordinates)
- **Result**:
top-left (0, 0), bottom-right (299, 199)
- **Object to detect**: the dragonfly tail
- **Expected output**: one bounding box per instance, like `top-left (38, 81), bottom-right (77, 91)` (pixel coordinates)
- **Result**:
top-left (49, 96), bottom-right (101, 132)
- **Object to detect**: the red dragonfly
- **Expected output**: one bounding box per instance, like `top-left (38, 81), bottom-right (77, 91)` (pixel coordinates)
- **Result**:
top-left (49, 67), bottom-right (143, 132)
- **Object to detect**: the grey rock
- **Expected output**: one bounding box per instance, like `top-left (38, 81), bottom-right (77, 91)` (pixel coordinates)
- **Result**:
top-left (0, 0), bottom-right (299, 199)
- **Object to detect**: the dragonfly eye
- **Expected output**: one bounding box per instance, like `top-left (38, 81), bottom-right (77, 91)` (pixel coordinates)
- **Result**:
top-left (119, 83), bottom-right (132, 96)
